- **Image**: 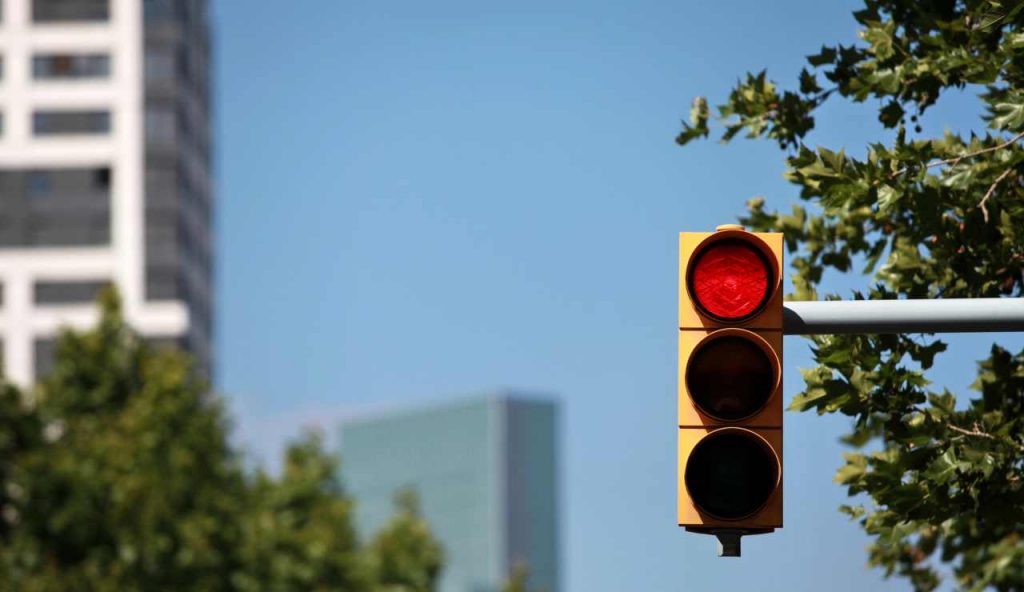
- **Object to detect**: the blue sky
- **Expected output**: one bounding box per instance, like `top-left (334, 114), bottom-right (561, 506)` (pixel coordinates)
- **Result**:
top-left (213, 1), bottom-right (1024, 590)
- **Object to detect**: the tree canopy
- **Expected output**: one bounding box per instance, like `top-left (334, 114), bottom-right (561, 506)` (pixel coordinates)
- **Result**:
top-left (0, 290), bottom-right (444, 591)
top-left (678, 1), bottom-right (1024, 590)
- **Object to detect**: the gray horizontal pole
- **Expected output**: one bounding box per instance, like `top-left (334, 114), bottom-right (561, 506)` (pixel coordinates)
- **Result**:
top-left (783, 298), bottom-right (1024, 335)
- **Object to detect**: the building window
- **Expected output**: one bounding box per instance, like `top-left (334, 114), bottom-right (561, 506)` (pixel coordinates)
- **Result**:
top-left (145, 106), bottom-right (176, 145)
top-left (33, 54), bottom-right (111, 79)
top-left (144, 48), bottom-right (175, 83)
top-left (95, 167), bottom-right (111, 188)
top-left (145, 266), bottom-right (180, 300)
top-left (0, 167), bottom-right (112, 247)
top-left (33, 110), bottom-right (111, 135)
top-left (33, 0), bottom-right (109, 23)
top-left (26, 171), bottom-right (52, 197)
top-left (34, 280), bottom-right (110, 305)
top-left (146, 335), bottom-right (185, 351)
top-left (34, 338), bottom-right (57, 380)
top-left (144, 0), bottom-right (177, 22)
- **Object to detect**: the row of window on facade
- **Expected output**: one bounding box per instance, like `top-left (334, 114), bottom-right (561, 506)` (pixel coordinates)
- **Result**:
top-left (0, 49), bottom-right (202, 84)
top-left (0, 275), bottom-right (206, 312)
top-left (0, 110), bottom-right (110, 136)
top-left (0, 273), bottom-right (203, 312)
top-left (144, 0), bottom-right (208, 25)
top-left (0, 101), bottom-right (203, 148)
top-left (0, 167), bottom-right (110, 199)
top-left (0, 280), bottom-right (109, 307)
top-left (0, 0), bottom-right (112, 24)
top-left (0, 115), bottom-right (207, 165)
top-left (0, 54), bottom-right (110, 80)
top-left (0, 52), bottom-right (206, 88)
top-left (0, 0), bottom-right (208, 27)
top-left (0, 167), bottom-right (110, 247)
top-left (1, 169), bottom-right (209, 267)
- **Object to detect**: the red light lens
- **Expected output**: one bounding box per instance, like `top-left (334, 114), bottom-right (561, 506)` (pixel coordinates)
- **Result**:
top-left (691, 240), bottom-right (771, 320)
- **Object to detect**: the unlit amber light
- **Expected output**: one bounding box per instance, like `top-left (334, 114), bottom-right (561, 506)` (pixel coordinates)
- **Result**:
top-left (687, 335), bottom-right (774, 421)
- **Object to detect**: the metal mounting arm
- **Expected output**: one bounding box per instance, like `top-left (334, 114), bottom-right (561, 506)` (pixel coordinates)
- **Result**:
top-left (783, 298), bottom-right (1024, 335)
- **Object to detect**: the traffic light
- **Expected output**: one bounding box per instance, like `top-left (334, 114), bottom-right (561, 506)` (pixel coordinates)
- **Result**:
top-left (678, 224), bottom-right (784, 555)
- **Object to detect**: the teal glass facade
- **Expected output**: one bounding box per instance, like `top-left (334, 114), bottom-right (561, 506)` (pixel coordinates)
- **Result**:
top-left (339, 395), bottom-right (559, 592)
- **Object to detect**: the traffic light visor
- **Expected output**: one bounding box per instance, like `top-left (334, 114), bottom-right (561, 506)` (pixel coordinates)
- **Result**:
top-left (684, 428), bottom-right (780, 520)
top-left (689, 239), bottom-right (773, 321)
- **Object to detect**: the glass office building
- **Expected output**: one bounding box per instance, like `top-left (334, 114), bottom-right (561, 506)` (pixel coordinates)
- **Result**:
top-left (340, 394), bottom-right (560, 592)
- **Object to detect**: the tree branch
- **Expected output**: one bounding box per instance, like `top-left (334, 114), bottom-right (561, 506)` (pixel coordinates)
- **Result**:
top-left (979, 167), bottom-right (1015, 223)
top-left (947, 422), bottom-right (996, 441)
top-left (947, 422), bottom-right (1024, 453)
top-left (889, 130), bottom-right (1024, 179)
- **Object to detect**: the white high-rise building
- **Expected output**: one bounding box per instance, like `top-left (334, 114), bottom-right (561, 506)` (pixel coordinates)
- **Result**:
top-left (0, 0), bottom-right (213, 385)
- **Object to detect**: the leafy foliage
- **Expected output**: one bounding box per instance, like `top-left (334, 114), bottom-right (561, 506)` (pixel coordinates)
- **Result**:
top-left (368, 489), bottom-right (444, 592)
top-left (0, 289), bottom-right (444, 591)
top-left (678, 1), bottom-right (1024, 590)
top-left (502, 562), bottom-right (545, 592)
top-left (235, 433), bottom-right (372, 592)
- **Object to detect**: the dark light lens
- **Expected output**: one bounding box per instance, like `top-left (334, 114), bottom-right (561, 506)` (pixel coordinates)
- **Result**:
top-left (685, 431), bottom-right (778, 520)
top-left (687, 335), bottom-right (774, 421)
top-left (690, 240), bottom-right (771, 320)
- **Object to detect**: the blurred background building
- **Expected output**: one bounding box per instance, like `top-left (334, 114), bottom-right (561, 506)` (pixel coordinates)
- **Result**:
top-left (340, 394), bottom-right (560, 592)
top-left (0, 0), bottom-right (213, 384)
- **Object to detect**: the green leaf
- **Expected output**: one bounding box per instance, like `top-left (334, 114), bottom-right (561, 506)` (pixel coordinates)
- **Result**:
top-left (839, 504), bottom-right (866, 519)
top-left (800, 68), bottom-right (822, 94)
top-left (835, 453), bottom-right (868, 485)
top-left (859, 21), bottom-right (895, 60)
top-left (807, 46), bottom-right (837, 66)
top-left (924, 448), bottom-right (959, 484)
top-left (991, 102), bottom-right (1024, 131)
top-left (877, 184), bottom-right (901, 213)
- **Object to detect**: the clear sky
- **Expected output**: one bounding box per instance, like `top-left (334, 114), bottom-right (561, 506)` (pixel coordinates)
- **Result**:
top-left (213, 1), bottom-right (1024, 590)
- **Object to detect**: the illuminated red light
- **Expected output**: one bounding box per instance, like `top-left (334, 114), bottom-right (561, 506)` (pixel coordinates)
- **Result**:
top-left (691, 240), bottom-right (771, 320)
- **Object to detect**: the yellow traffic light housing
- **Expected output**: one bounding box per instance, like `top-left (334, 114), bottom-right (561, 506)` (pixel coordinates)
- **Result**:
top-left (678, 226), bottom-right (784, 550)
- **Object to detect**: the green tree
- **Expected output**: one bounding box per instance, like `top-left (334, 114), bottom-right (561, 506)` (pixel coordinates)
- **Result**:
top-left (0, 289), bottom-right (445, 591)
top-left (3, 290), bottom-right (246, 591)
top-left (0, 371), bottom-right (42, 583)
top-left (678, 2), bottom-right (1024, 590)
top-left (235, 432), bottom-right (372, 592)
top-left (501, 563), bottom-right (539, 592)
top-left (368, 489), bottom-right (444, 592)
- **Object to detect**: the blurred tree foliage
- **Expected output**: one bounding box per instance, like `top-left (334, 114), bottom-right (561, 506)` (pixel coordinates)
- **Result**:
top-left (678, 1), bottom-right (1024, 589)
top-left (501, 563), bottom-right (541, 592)
top-left (368, 489), bottom-right (444, 592)
top-left (0, 290), bottom-right (444, 591)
